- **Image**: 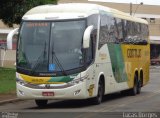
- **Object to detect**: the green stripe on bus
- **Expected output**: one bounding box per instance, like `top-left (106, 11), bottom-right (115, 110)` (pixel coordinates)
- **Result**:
top-left (48, 74), bottom-right (78, 83)
top-left (108, 43), bottom-right (128, 83)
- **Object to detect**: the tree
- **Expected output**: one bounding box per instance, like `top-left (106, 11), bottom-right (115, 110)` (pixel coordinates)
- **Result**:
top-left (0, 0), bottom-right (58, 27)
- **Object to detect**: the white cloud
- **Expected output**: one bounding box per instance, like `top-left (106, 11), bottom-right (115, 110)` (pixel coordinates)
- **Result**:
top-left (88, 0), bottom-right (160, 5)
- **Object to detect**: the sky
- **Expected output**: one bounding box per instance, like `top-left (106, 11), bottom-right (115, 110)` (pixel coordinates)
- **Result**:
top-left (88, 0), bottom-right (160, 5)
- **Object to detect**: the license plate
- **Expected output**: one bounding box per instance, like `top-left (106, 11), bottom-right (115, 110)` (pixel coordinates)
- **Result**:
top-left (42, 92), bottom-right (54, 96)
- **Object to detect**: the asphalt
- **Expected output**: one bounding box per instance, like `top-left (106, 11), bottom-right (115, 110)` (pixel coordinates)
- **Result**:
top-left (0, 98), bottom-right (20, 105)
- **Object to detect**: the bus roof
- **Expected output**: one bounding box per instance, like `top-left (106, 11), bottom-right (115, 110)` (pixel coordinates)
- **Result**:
top-left (23, 3), bottom-right (148, 24)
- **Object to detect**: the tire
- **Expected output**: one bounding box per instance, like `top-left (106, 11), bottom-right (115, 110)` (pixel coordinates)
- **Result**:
top-left (137, 79), bottom-right (141, 94)
top-left (92, 79), bottom-right (104, 105)
top-left (130, 75), bottom-right (138, 96)
top-left (121, 74), bottom-right (141, 96)
top-left (35, 100), bottom-right (48, 107)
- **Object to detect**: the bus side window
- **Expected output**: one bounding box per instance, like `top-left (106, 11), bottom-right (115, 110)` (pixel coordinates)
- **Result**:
top-left (86, 29), bottom-right (97, 64)
top-left (114, 18), bottom-right (123, 43)
top-left (122, 20), bottom-right (149, 45)
top-left (99, 14), bottom-right (112, 49)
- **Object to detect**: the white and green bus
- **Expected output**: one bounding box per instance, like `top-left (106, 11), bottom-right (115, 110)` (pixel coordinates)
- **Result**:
top-left (7, 3), bottom-right (150, 107)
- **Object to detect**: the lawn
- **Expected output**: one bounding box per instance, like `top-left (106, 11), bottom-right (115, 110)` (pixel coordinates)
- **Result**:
top-left (0, 67), bottom-right (16, 94)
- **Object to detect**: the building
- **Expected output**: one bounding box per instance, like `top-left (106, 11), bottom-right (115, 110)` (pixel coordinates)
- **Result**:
top-left (0, 21), bottom-right (17, 67)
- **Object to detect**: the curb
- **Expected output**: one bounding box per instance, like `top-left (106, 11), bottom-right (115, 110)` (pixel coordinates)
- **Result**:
top-left (0, 98), bottom-right (21, 105)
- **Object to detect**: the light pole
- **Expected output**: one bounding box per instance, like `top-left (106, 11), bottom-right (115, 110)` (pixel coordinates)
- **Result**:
top-left (130, 2), bottom-right (143, 16)
top-left (133, 2), bottom-right (143, 16)
top-left (130, 2), bottom-right (132, 15)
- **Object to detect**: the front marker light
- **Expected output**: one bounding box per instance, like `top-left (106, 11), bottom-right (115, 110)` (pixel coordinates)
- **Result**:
top-left (16, 78), bottom-right (27, 86)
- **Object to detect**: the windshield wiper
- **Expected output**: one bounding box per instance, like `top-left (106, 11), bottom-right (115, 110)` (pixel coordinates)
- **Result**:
top-left (51, 50), bottom-right (67, 76)
top-left (51, 40), bottom-right (67, 76)
top-left (30, 41), bottom-right (47, 74)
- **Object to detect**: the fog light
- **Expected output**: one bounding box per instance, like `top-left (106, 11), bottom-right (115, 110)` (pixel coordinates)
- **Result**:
top-left (74, 90), bottom-right (81, 96)
top-left (19, 90), bottom-right (24, 96)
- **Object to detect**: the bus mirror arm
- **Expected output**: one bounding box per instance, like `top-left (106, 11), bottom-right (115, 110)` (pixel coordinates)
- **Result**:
top-left (137, 40), bottom-right (148, 45)
top-left (141, 40), bottom-right (148, 45)
top-left (83, 25), bottom-right (94, 49)
top-left (7, 28), bottom-right (19, 50)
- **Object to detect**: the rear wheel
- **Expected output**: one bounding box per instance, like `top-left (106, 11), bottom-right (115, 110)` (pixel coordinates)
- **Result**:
top-left (121, 74), bottom-right (141, 96)
top-left (35, 100), bottom-right (48, 107)
top-left (130, 74), bottom-right (138, 96)
top-left (137, 79), bottom-right (142, 94)
top-left (92, 79), bottom-right (104, 105)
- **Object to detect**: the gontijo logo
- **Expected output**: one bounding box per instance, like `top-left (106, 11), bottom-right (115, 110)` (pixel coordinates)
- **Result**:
top-left (127, 49), bottom-right (141, 58)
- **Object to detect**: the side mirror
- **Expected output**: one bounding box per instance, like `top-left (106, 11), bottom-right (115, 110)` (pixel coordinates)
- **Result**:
top-left (83, 25), bottom-right (94, 49)
top-left (7, 28), bottom-right (19, 50)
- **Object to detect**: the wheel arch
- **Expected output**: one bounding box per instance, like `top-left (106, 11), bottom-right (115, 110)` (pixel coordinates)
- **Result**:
top-left (97, 72), bottom-right (105, 95)
top-left (139, 68), bottom-right (144, 87)
top-left (134, 69), bottom-right (139, 85)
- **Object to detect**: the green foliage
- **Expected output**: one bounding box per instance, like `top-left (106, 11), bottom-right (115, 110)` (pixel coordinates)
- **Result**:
top-left (0, 0), bottom-right (58, 27)
top-left (0, 68), bottom-right (16, 94)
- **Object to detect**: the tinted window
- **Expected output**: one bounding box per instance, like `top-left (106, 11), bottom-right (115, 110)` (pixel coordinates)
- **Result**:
top-left (99, 14), bottom-right (116, 49)
top-left (99, 14), bottom-right (149, 49)
top-left (124, 20), bottom-right (149, 45)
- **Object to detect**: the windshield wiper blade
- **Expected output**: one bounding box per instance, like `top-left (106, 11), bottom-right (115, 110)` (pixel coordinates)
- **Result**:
top-left (51, 51), bottom-right (67, 76)
top-left (30, 41), bottom-right (47, 74)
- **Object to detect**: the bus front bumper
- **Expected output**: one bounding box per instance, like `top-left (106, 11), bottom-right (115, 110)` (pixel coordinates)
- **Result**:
top-left (16, 82), bottom-right (88, 100)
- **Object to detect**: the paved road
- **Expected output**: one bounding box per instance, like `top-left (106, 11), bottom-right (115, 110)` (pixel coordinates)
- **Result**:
top-left (0, 67), bottom-right (160, 118)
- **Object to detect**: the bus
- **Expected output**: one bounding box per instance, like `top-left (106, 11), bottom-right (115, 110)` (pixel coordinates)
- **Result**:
top-left (7, 3), bottom-right (150, 107)
top-left (150, 39), bottom-right (160, 65)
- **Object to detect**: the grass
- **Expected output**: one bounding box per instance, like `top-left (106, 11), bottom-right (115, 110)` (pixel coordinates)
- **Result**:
top-left (0, 67), bottom-right (16, 94)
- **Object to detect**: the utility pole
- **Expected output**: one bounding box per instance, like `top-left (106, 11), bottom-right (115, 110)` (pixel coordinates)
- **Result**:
top-left (130, 2), bottom-right (132, 15)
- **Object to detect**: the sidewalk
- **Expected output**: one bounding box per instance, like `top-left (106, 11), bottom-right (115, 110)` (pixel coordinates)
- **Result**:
top-left (0, 93), bottom-right (20, 105)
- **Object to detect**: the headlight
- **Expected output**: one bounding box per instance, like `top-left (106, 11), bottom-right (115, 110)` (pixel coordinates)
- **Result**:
top-left (68, 74), bottom-right (88, 85)
top-left (16, 78), bottom-right (27, 86)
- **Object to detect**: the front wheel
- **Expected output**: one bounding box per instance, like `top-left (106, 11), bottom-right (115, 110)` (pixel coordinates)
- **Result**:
top-left (35, 100), bottom-right (48, 107)
top-left (92, 79), bottom-right (104, 105)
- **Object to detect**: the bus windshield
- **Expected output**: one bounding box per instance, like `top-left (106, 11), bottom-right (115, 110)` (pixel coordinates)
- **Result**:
top-left (17, 20), bottom-right (86, 75)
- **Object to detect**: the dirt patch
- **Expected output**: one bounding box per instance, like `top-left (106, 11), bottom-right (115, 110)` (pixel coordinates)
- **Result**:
top-left (0, 92), bottom-right (17, 101)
